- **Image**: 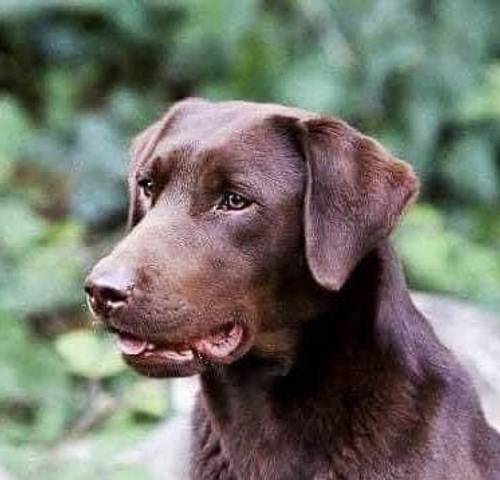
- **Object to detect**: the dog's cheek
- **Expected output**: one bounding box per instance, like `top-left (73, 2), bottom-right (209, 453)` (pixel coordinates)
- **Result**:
top-left (227, 210), bottom-right (297, 266)
top-left (184, 252), bottom-right (263, 326)
top-left (227, 214), bottom-right (269, 255)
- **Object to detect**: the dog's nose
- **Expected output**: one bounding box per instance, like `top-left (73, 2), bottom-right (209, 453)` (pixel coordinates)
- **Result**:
top-left (84, 267), bottom-right (134, 318)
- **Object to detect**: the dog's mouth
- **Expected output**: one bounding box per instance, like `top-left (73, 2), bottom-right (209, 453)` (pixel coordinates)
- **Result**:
top-left (111, 322), bottom-right (245, 367)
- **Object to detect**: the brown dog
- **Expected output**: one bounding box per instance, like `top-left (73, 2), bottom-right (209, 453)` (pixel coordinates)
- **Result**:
top-left (85, 99), bottom-right (500, 479)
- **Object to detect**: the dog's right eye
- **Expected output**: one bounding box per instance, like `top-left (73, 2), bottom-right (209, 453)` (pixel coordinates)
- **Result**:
top-left (219, 192), bottom-right (252, 211)
top-left (138, 178), bottom-right (154, 198)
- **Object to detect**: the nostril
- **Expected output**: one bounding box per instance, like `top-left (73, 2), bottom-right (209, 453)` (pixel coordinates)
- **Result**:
top-left (84, 282), bottom-right (95, 298)
top-left (84, 271), bottom-right (133, 317)
top-left (99, 285), bottom-right (128, 305)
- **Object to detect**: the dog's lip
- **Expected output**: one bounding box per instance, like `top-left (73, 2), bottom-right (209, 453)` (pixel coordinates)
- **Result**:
top-left (110, 322), bottom-right (245, 364)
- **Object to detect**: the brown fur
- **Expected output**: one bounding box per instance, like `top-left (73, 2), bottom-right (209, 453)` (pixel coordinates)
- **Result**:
top-left (86, 98), bottom-right (500, 479)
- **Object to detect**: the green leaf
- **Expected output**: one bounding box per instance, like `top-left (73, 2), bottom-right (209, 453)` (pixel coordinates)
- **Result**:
top-left (395, 205), bottom-right (500, 310)
top-left (459, 63), bottom-right (500, 121)
top-left (279, 53), bottom-right (347, 113)
top-left (441, 134), bottom-right (498, 205)
top-left (55, 329), bottom-right (125, 379)
top-left (0, 96), bottom-right (33, 160)
top-left (68, 114), bottom-right (128, 224)
top-left (0, 223), bottom-right (85, 315)
top-left (0, 200), bottom-right (49, 260)
top-left (0, 312), bottom-right (72, 443)
top-left (126, 380), bottom-right (169, 419)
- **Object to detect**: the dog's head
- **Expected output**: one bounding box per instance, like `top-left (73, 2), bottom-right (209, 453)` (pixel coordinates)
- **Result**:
top-left (85, 99), bottom-right (418, 377)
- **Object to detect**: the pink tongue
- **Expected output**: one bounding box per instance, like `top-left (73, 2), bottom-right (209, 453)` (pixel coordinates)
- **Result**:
top-left (116, 333), bottom-right (148, 356)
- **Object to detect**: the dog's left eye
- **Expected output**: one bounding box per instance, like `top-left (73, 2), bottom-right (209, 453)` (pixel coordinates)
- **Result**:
top-left (220, 192), bottom-right (251, 211)
top-left (138, 177), bottom-right (154, 198)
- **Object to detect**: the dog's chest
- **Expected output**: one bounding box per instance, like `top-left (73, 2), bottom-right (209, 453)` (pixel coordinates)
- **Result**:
top-left (189, 401), bottom-right (393, 480)
top-left (189, 403), bottom-right (477, 480)
top-left (190, 400), bottom-right (320, 480)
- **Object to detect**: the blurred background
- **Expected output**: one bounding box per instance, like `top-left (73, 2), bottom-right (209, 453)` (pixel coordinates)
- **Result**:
top-left (0, 0), bottom-right (499, 479)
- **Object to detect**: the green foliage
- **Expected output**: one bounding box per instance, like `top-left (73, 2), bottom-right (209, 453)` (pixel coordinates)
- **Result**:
top-left (125, 379), bottom-right (170, 419)
top-left (0, 430), bottom-right (155, 480)
top-left (54, 330), bottom-right (125, 379)
top-left (0, 312), bottom-right (73, 444)
top-left (0, 0), bottom-right (499, 477)
top-left (395, 205), bottom-right (500, 311)
top-left (0, 97), bottom-right (33, 162)
top-left (460, 63), bottom-right (500, 121)
top-left (441, 133), bottom-right (498, 205)
top-left (1, 220), bottom-right (84, 314)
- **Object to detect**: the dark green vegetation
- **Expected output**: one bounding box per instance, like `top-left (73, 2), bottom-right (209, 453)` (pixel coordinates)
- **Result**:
top-left (0, 1), bottom-right (499, 478)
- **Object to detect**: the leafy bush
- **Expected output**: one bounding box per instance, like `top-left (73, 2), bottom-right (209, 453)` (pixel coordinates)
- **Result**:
top-left (395, 205), bottom-right (500, 311)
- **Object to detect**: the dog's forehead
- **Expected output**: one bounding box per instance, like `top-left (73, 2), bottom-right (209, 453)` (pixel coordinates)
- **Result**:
top-left (131, 99), bottom-right (311, 173)
top-left (172, 98), bottom-right (308, 131)
top-left (163, 100), bottom-right (303, 153)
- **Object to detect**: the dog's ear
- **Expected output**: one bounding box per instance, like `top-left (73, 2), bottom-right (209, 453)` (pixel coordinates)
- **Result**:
top-left (272, 115), bottom-right (419, 291)
top-left (302, 117), bottom-right (418, 290)
top-left (127, 120), bottom-right (163, 229)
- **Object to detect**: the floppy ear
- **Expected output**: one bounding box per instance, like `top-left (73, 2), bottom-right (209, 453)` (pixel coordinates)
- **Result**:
top-left (301, 117), bottom-right (419, 290)
top-left (126, 120), bottom-right (163, 229)
top-left (272, 115), bottom-right (419, 291)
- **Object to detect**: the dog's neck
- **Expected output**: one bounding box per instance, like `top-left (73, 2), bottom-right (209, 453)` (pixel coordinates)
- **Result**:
top-left (198, 240), bottom-right (446, 466)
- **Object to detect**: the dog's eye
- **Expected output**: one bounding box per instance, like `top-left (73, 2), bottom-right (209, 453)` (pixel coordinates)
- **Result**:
top-left (138, 178), bottom-right (154, 198)
top-left (220, 192), bottom-right (251, 211)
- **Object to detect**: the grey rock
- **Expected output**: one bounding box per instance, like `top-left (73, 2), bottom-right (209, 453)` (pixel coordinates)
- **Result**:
top-left (413, 292), bottom-right (500, 430)
top-left (0, 466), bottom-right (14, 480)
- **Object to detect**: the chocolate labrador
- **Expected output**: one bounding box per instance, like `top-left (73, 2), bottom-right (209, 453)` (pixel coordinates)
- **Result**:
top-left (85, 99), bottom-right (500, 479)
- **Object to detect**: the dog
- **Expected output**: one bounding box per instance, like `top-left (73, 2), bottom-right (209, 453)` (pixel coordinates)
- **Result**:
top-left (85, 98), bottom-right (500, 479)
